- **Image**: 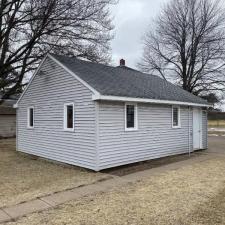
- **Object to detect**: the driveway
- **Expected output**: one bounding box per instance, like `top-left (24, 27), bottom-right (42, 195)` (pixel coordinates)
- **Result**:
top-left (208, 136), bottom-right (225, 154)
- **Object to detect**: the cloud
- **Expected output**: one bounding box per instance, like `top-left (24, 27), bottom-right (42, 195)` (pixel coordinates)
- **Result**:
top-left (111, 0), bottom-right (168, 68)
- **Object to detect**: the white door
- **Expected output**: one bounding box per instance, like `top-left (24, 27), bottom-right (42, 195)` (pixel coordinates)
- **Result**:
top-left (193, 108), bottom-right (202, 150)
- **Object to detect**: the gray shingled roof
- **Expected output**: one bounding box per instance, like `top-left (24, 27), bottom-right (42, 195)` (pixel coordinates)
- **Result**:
top-left (52, 54), bottom-right (209, 105)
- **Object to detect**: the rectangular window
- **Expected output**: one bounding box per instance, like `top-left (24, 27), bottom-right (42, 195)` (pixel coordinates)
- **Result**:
top-left (64, 103), bottom-right (74, 131)
top-left (27, 107), bottom-right (34, 128)
top-left (125, 103), bottom-right (137, 131)
top-left (172, 106), bottom-right (180, 128)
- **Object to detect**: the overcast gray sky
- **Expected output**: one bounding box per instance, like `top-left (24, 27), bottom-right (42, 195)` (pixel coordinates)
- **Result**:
top-left (110, 0), bottom-right (225, 110)
top-left (110, 0), bottom-right (168, 68)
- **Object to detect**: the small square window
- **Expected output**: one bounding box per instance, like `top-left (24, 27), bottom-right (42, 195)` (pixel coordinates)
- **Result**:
top-left (125, 103), bottom-right (138, 131)
top-left (27, 107), bottom-right (34, 128)
top-left (64, 103), bottom-right (74, 131)
top-left (172, 106), bottom-right (180, 128)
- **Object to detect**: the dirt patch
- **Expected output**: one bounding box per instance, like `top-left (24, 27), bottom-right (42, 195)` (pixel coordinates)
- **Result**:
top-left (103, 152), bottom-right (201, 176)
top-left (0, 139), bottom-right (111, 208)
top-left (5, 156), bottom-right (225, 225)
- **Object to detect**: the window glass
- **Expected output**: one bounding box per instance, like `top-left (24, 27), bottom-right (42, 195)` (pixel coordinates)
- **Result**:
top-left (64, 104), bottom-right (74, 130)
top-left (28, 107), bottom-right (34, 128)
top-left (67, 105), bottom-right (73, 129)
top-left (173, 107), bottom-right (179, 127)
top-left (126, 105), bottom-right (135, 128)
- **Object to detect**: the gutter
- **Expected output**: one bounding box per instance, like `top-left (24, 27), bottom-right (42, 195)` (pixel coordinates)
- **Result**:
top-left (92, 94), bottom-right (212, 108)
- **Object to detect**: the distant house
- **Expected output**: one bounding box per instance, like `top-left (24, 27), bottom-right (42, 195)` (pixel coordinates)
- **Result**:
top-left (15, 54), bottom-right (210, 171)
top-left (0, 97), bottom-right (17, 138)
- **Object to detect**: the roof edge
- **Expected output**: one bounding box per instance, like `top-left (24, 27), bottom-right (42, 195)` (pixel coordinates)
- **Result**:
top-left (14, 54), bottom-right (48, 108)
top-left (92, 94), bottom-right (212, 107)
top-left (48, 54), bottom-right (99, 95)
top-left (14, 54), bottom-right (100, 108)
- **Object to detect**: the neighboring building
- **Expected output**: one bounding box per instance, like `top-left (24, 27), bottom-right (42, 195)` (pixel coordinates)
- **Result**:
top-left (15, 54), bottom-right (210, 171)
top-left (0, 97), bottom-right (17, 138)
top-left (208, 111), bottom-right (225, 120)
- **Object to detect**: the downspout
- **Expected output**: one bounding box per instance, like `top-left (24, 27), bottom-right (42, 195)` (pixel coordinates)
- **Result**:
top-left (188, 106), bottom-right (191, 157)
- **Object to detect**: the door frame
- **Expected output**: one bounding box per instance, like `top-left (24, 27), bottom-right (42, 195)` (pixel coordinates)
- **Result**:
top-left (193, 108), bottom-right (203, 150)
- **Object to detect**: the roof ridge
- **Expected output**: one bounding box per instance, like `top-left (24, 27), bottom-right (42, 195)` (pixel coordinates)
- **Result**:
top-left (50, 53), bottom-right (116, 70)
top-left (50, 53), bottom-right (157, 78)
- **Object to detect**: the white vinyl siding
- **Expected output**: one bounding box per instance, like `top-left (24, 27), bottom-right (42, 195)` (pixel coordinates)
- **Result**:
top-left (98, 102), bottom-right (193, 170)
top-left (202, 110), bottom-right (208, 149)
top-left (17, 57), bottom-right (97, 170)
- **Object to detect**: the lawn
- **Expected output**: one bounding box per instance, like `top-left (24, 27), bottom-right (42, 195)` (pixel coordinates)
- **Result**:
top-left (4, 148), bottom-right (225, 225)
top-left (0, 138), bottom-right (110, 208)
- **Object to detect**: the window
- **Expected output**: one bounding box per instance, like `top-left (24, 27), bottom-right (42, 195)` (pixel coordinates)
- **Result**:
top-left (125, 103), bottom-right (137, 131)
top-left (64, 103), bottom-right (74, 131)
top-left (27, 107), bottom-right (34, 128)
top-left (172, 106), bottom-right (180, 128)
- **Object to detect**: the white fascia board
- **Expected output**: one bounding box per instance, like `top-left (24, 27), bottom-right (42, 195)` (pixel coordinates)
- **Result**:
top-left (48, 54), bottom-right (99, 95)
top-left (92, 94), bottom-right (212, 108)
top-left (14, 55), bottom-right (48, 108)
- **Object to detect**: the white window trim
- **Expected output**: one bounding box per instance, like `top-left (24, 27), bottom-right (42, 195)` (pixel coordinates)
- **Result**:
top-left (64, 103), bottom-right (75, 132)
top-left (172, 106), bottom-right (181, 128)
top-left (27, 106), bottom-right (34, 129)
top-left (125, 103), bottom-right (138, 131)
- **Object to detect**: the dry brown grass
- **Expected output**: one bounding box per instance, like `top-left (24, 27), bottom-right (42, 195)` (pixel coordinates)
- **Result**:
top-left (5, 155), bottom-right (225, 225)
top-left (0, 138), bottom-right (110, 208)
top-left (208, 120), bottom-right (225, 128)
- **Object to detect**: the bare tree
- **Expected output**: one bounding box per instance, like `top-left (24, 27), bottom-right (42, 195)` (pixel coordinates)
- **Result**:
top-left (0, 0), bottom-right (115, 100)
top-left (138, 0), bottom-right (225, 96)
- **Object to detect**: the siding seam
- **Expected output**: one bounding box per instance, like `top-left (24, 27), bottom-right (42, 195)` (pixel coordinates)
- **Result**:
top-left (95, 101), bottom-right (100, 171)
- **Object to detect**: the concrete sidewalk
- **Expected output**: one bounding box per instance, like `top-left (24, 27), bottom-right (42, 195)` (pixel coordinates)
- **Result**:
top-left (0, 153), bottom-right (213, 224)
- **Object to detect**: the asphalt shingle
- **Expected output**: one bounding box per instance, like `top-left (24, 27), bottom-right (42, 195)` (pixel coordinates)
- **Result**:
top-left (51, 54), bottom-right (208, 105)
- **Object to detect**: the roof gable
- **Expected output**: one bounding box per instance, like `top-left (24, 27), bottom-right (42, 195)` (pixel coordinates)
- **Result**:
top-left (15, 54), bottom-right (99, 107)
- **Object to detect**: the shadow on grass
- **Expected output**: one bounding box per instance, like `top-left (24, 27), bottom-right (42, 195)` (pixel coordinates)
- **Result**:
top-left (102, 152), bottom-right (203, 176)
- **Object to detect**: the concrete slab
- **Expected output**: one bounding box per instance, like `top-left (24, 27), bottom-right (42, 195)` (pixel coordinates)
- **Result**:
top-left (41, 190), bottom-right (80, 205)
top-left (208, 136), bottom-right (225, 154)
top-left (121, 154), bottom-right (212, 183)
top-left (71, 178), bottom-right (128, 196)
top-left (0, 209), bottom-right (11, 223)
top-left (3, 199), bottom-right (51, 219)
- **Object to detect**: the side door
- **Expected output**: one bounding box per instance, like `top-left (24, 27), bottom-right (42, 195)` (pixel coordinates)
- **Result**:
top-left (193, 108), bottom-right (202, 150)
